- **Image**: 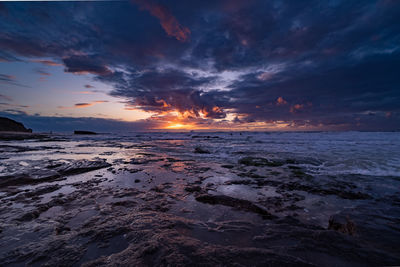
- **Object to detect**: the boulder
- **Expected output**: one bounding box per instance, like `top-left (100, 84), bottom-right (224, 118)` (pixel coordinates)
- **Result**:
top-left (194, 146), bottom-right (210, 154)
top-left (328, 214), bottom-right (356, 235)
top-left (196, 194), bottom-right (276, 219)
top-left (74, 130), bottom-right (97, 135)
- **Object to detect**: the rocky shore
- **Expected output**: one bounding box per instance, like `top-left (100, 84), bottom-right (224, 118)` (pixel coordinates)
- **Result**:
top-left (0, 132), bottom-right (399, 266)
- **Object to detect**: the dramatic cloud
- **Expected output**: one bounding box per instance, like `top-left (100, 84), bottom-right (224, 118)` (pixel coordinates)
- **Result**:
top-left (0, 0), bottom-right (399, 130)
top-left (101, 68), bottom-right (225, 119)
top-left (63, 56), bottom-right (112, 76)
top-left (133, 0), bottom-right (190, 42)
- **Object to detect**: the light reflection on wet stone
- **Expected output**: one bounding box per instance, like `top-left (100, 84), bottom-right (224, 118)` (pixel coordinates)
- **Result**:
top-left (0, 132), bottom-right (399, 266)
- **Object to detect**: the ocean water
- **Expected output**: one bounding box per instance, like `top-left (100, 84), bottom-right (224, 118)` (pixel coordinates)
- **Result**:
top-left (4, 131), bottom-right (399, 174)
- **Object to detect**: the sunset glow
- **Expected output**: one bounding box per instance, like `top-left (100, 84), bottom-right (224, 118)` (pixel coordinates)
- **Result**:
top-left (0, 1), bottom-right (398, 132)
top-left (1, 2), bottom-right (399, 266)
top-left (165, 123), bottom-right (186, 129)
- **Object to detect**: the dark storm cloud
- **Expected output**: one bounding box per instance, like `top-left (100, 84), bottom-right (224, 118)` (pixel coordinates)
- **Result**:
top-left (222, 51), bottom-right (400, 122)
top-left (63, 56), bottom-right (112, 76)
top-left (0, 0), bottom-right (399, 130)
top-left (101, 69), bottom-right (226, 118)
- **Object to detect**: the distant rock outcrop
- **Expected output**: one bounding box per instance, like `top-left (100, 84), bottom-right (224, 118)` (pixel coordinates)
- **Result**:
top-left (74, 130), bottom-right (97, 135)
top-left (0, 117), bottom-right (32, 132)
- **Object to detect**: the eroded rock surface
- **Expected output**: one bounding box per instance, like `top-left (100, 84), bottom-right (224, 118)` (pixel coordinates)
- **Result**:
top-left (0, 132), bottom-right (399, 266)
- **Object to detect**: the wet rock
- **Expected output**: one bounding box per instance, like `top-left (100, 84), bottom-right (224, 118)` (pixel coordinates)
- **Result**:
top-left (291, 169), bottom-right (313, 179)
top-left (84, 235), bottom-right (313, 267)
top-left (196, 194), bottom-right (276, 219)
top-left (225, 180), bottom-right (253, 185)
top-left (130, 158), bottom-right (162, 164)
top-left (285, 159), bottom-right (298, 164)
top-left (166, 157), bottom-right (180, 162)
top-left (221, 164), bottom-right (234, 169)
top-left (280, 182), bottom-right (372, 200)
top-left (112, 200), bottom-right (137, 207)
top-left (0, 159), bottom-right (111, 187)
top-left (194, 146), bottom-right (210, 154)
top-left (136, 152), bottom-right (157, 157)
top-left (0, 132), bottom-right (48, 141)
top-left (55, 225), bottom-right (71, 235)
top-left (288, 165), bottom-right (302, 170)
top-left (237, 171), bottom-right (266, 179)
top-left (184, 185), bottom-right (202, 193)
top-left (57, 159), bottom-right (111, 176)
top-left (0, 145), bottom-right (37, 153)
top-left (184, 166), bottom-right (211, 174)
top-left (129, 169), bottom-right (142, 173)
top-left (270, 171), bottom-right (280, 175)
top-left (238, 157), bottom-right (284, 167)
top-left (74, 130), bottom-right (97, 135)
top-left (1, 132), bottom-right (399, 267)
top-left (328, 214), bottom-right (356, 235)
top-left (150, 186), bottom-right (165, 193)
top-left (191, 135), bottom-right (219, 139)
top-left (23, 185), bottom-right (61, 198)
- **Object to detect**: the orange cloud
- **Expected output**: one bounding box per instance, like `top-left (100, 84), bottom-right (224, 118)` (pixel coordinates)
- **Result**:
top-left (149, 110), bottom-right (299, 131)
top-left (31, 59), bottom-right (62, 66)
top-left (133, 0), bottom-right (190, 42)
top-left (155, 99), bottom-right (170, 108)
top-left (38, 71), bottom-right (50, 76)
top-left (58, 100), bottom-right (108, 109)
top-left (72, 91), bottom-right (95, 95)
top-left (290, 102), bottom-right (312, 113)
top-left (290, 104), bottom-right (304, 113)
top-left (276, 96), bottom-right (288, 106)
top-left (37, 70), bottom-right (50, 81)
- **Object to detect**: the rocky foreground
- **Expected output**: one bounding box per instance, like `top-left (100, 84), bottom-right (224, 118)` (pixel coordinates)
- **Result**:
top-left (0, 133), bottom-right (399, 266)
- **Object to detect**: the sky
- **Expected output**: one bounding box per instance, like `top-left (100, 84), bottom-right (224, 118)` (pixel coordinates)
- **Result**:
top-left (0, 0), bottom-right (399, 132)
